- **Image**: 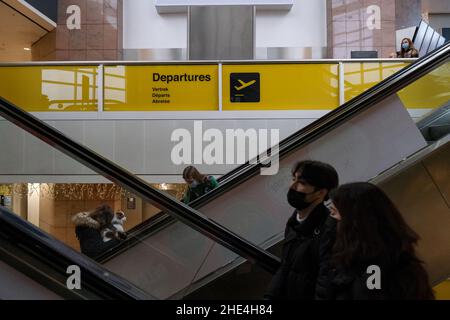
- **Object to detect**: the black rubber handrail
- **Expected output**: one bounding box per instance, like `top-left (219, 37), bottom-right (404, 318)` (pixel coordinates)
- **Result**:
top-left (0, 205), bottom-right (154, 299)
top-left (0, 100), bottom-right (281, 274)
top-left (97, 40), bottom-right (450, 261)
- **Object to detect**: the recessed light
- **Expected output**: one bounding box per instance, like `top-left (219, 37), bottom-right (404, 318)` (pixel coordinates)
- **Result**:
top-left (24, 48), bottom-right (31, 51)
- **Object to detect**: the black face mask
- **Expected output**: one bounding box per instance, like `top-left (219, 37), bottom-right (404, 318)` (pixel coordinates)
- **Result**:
top-left (287, 188), bottom-right (316, 210)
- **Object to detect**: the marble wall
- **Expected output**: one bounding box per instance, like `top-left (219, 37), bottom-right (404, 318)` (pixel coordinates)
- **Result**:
top-left (327, 0), bottom-right (397, 58)
top-left (32, 0), bottom-right (123, 61)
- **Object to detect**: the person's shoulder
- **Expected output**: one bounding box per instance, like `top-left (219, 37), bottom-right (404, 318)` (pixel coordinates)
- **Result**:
top-left (72, 211), bottom-right (100, 229)
top-left (314, 204), bottom-right (332, 226)
top-left (323, 214), bottom-right (337, 229)
top-left (206, 175), bottom-right (218, 185)
top-left (285, 210), bottom-right (299, 228)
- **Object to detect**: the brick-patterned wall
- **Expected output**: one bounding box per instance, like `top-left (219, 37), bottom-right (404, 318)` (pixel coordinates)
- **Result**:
top-left (32, 0), bottom-right (123, 61)
top-left (327, 0), bottom-right (397, 58)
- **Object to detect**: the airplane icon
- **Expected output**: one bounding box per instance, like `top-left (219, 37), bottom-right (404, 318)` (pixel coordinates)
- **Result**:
top-left (234, 79), bottom-right (257, 91)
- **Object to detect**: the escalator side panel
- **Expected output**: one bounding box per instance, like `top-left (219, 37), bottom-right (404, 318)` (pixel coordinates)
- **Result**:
top-left (423, 144), bottom-right (450, 207)
top-left (0, 260), bottom-right (62, 300)
top-left (103, 220), bottom-right (217, 300)
top-left (377, 142), bottom-right (450, 285)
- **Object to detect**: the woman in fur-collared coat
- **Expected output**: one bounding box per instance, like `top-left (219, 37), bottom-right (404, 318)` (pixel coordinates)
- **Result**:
top-left (72, 205), bottom-right (120, 259)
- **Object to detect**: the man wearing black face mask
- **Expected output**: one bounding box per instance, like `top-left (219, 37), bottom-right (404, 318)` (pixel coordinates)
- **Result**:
top-left (265, 160), bottom-right (339, 300)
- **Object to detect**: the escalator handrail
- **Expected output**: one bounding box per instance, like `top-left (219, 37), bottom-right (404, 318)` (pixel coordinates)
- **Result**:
top-left (98, 41), bottom-right (450, 260)
top-left (0, 99), bottom-right (281, 274)
top-left (0, 205), bottom-right (154, 299)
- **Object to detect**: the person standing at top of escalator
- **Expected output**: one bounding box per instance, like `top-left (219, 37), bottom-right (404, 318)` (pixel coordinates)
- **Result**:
top-left (324, 182), bottom-right (434, 300)
top-left (265, 160), bottom-right (339, 300)
top-left (390, 37), bottom-right (419, 58)
top-left (182, 166), bottom-right (219, 204)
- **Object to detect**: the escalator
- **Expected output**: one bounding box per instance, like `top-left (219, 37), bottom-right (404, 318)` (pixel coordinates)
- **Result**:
top-left (0, 41), bottom-right (449, 299)
top-left (95, 42), bottom-right (450, 299)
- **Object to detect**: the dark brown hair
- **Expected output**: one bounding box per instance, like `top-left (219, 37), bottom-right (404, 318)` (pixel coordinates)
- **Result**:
top-left (292, 160), bottom-right (339, 196)
top-left (330, 182), bottom-right (434, 299)
top-left (399, 37), bottom-right (417, 57)
top-left (89, 204), bottom-right (114, 227)
top-left (182, 166), bottom-right (206, 182)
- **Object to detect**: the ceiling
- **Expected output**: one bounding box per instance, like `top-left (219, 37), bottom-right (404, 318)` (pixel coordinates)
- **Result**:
top-left (0, 1), bottom-right (48, 61)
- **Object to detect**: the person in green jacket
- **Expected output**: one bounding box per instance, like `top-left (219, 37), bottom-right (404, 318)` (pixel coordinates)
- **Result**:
top-left (182, 166), bottom-right (218, 204)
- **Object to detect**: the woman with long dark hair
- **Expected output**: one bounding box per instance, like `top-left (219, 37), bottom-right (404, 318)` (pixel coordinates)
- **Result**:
top-left (391, 37), bottom-right (419, 58)
top-left (181, 166), bottom-right (218, 203)
top-left (326, 182), bottom-right (434, 299)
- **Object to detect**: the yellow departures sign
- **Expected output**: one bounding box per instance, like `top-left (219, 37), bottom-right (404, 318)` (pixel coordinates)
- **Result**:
top-left (104, 65), bottom-right (218, 111)
top-left (222, 64), bottom-right (340, 110)
top-left (0, 66), bottom-right (98, 112)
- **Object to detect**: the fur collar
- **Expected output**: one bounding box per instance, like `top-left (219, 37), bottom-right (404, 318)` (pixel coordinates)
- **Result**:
top-left (72, 212), bottom-right (100, 229)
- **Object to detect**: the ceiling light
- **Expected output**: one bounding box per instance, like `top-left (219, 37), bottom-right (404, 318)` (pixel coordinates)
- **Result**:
top-left (24, 48), bottom-right (31, 51)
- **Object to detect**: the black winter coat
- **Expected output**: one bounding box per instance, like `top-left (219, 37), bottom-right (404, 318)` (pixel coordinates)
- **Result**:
top-left (329, 268), bottom-right (385, 300)
top-left (73, 212), bottom-right (119, 259)
top-left (265, 204), bottom-right (337, 300)
top-left (328, 257), bottom-right (435, 300)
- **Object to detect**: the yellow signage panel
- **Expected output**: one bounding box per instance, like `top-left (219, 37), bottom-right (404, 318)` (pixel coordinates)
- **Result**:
top-left (0, 66), bottom-right (98, 112)
top-left (343, 62), bottom-right (409, 103)
top-left (104, 65), bottom-right (218, 111)
top-left (398, 61), bottom-right (450, 109)
top-left (222, 64), bottom-right (339, 110)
